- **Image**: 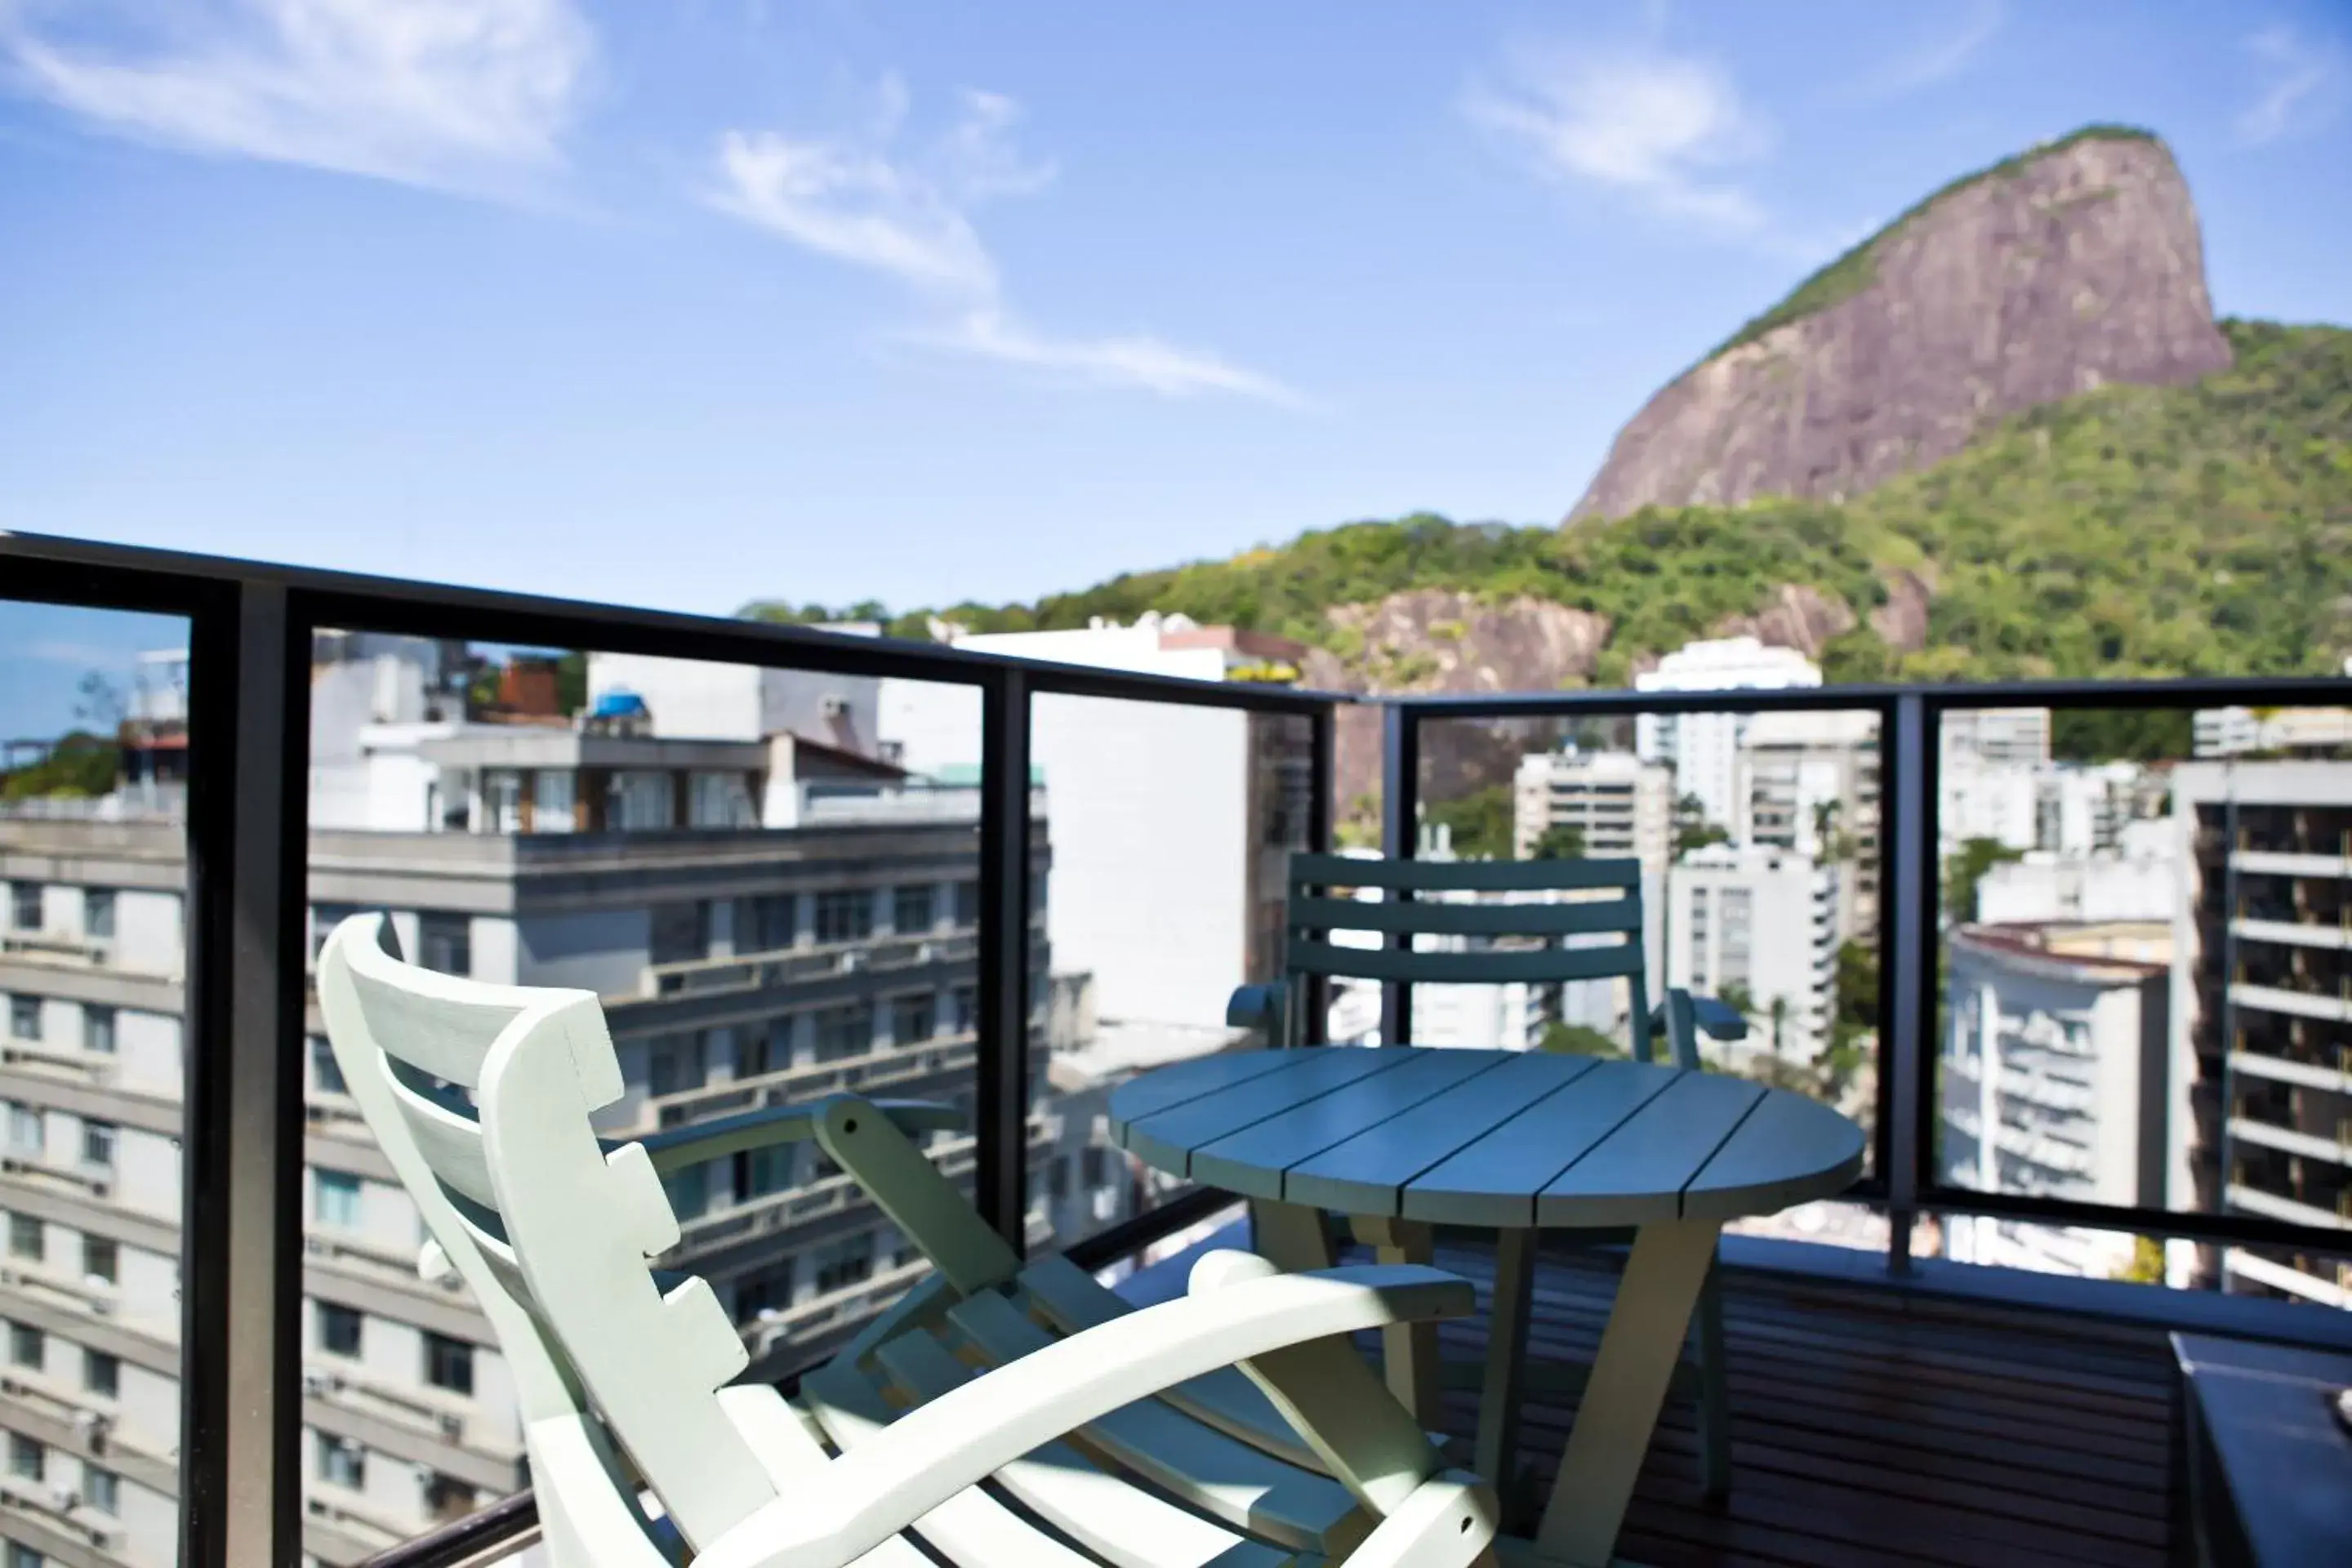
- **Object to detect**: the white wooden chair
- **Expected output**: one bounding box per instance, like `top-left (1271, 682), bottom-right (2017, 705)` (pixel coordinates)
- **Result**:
top-left (316, 912), bottom-right (1503, 1568)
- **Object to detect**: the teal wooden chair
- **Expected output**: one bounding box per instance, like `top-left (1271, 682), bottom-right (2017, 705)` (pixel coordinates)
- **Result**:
top-left (317, 912), bottom-right (1506, 1568)
top-left (1227, 853), bottom-right (1748, 1504)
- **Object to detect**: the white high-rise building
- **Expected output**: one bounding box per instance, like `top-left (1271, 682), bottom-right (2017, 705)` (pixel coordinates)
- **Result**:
top-left (2192, 705), bottom-right (2352, 759)
top-left (878, 615), bottom-right (1315, 1054)
top-left (1665, 844), bottom-right (1839, 1062)
top-left (1941, 708), bottom-right (2052, 769)
top-left (1735, 709), bottom-right (1881, 943)
top-left (1939, 921), bottom-right (2173, 1281)
top-left (1633, 638), bottom-right (1822, 833)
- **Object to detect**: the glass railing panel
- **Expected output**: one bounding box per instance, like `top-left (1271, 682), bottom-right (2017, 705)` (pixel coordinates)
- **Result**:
top-left (1931, 700), bottom-right (2351, 1305)
top-left (294, 629), bottom-right (997, 1557)
top-left (2, 597), bottom-right (193, 1568)
top-left (1022, 692), bottom-right (1314, 1277)
top-left (1414, 702), bottom-right (1889, 1245)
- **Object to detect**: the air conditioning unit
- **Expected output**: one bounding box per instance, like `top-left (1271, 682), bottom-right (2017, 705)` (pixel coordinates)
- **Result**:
top-left (412, 1461), bottom-right (436, 1485)
top-left (818, 695), bottom-right (849, 718)
top-left (837, 951), bottom-right (865, 973)
top-left (915, 942), bottom-right (938, 964)
top-left (88, 1179), bottom-right (110, 1200)
top-left (438, 1412), bottom-right (464, 1440)
top-left (301, 1369), bottom-right (335, 1396)
top-left (88, 1295), bottom-right (114, 1318)
top-left (48, 1481), bottom-right (79, 1512)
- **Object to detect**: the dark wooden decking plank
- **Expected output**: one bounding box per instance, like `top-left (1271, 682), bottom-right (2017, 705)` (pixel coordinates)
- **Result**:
top-left (1388, 1239), bottom-right (2181, 1567)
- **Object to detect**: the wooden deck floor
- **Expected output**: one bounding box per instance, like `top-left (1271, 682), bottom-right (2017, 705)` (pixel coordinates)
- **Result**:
top-left (1384, 1240), bottom-right (2183, 1568)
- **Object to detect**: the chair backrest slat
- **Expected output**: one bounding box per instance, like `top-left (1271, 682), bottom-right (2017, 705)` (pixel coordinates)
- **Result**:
top-left (1289, 851), bottom-right (1640, 894)
top-left (1288, 893), bottom-right (1639, 939)
top-left (1286, 937), bottom-right (1641, 986)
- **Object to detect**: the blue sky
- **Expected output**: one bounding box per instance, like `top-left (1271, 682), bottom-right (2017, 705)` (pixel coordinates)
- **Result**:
top-left (4, 1), bottom-right (2350, 735)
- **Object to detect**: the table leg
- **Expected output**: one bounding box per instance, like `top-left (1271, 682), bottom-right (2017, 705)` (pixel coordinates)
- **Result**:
top-left (1477, 1227), bottom-right (1536, 1513)
top-left (1351, 1214), bottom-right (1443, 1428)
top-left (1249, 1198), bottom-right (1335, 1272)
top-left (1534, 1217), bottom-right (1722, 1566)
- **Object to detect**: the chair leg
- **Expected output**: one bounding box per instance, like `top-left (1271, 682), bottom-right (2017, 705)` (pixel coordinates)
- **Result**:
top-left (1350, 1215), bottom-right (1444, 1429)
top-left (1692, 1263), bottom-right (1731, 1503)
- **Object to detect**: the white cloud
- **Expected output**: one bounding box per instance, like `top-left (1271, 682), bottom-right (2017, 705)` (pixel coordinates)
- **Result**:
top-left (1860, 1), bottom-right (2003, 96)
top-left (2238, 24), bottom-right (2345, 145)
top-left (0, 0), bottom-right (594, 194)
top-left (1463, 40), bottom-right (1772, 238)
top-left (711, 82), bottom-right (1308, 408)
top-left (921, 310), bottom-right (1318, 410)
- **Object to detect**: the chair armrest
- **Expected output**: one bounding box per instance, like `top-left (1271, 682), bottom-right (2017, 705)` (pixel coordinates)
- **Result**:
top-left (693, 1258), bottom-right (1477, 1568)
top-left (627, 1095), bottom-right (962, 1176)
top-left (1227, 982), bottom-right (1289, 1043)
top-left (1645, 991), bottom-right (1748, 1044)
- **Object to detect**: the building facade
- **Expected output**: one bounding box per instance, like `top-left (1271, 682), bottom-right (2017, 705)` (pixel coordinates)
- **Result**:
top-left (1664, 844), bottom-right (1838, 1062)
top-left (1735, 708), bottom-right (1881, 944)
top-left (1631, 636), bottom-right (1823, 835)
top-left (2168, 760), bottom-right (2352, 1311)
top-left (1939, 922), bottom-right (2172, 1280)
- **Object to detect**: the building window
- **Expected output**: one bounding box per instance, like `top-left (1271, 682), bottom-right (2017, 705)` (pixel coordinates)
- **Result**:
top-left (737, 1142), bottom-right (794, 1201)
top-left (485, 770), bottom-right (523, 835)
top-left (8, 883), bottom-right (39, 933)
top-left (748, 893), bottom-right (795, 951)
top-left (8, 995), bottom-right (38, 1042)
top-left (82, 890), bottom-right (115, 942)
top-left (7, 1214), bottom-right (39, 1262)
top-left (84, 1465), bottom-right (120, 1517)
top-left (647, 1034), bottom-right (706, 1098)
top-left (812, 1004), bottom-right (873, 1062)
top-left (890, 992), bottom-right (935, 1046)
top-left (1082, 1146), bottom-right (1109, 1188)
top-left (425, 1472), bottom-right (478, 1524)
top-left (314, 1169), bottom-right (361, 1230)
top-left (532, 769), bottom-right (577, 833)
top-left (734, 1258), bottom-right (795, 1319)
top-left (951, 986), bottom-right (978, 1036)
top-left (812, 1236), bottom-right (873, 1294)
top-left (1047, 1156), bottom-right (1070, 1202)
top-left (8, 1540), bottom-right (44, 1568)
top-left (813, 889), bottom-right (872, 945)
top-left (81, 1120), bottom-right (116, 1169)
top-left (317, 1434), bottom-right (365, 1490)
top-left (83, 1006), bottom-right (116, 1056)
top-left (663, 1163), bottom-right (710, 1222)
top-left (312, 1035), bottom-right (347, 1096)
top-left (423, 1332), bottom-right (474, 1397)
top-left (82, 1235), bottom-right (117, 1286)
top-left (318, 1302), bottom-right (363, 1357)
top-left (7, 1432), bottom-right (42, 1482)
top-left (954, 880), bottom-right (979, 927)
top-left (417, 913), bottom-right (471, 978)
top-left (7, 1102), bottom-right (41, 1153)
top-left (893, 884), bottom-right (935, 936)
top-left (84, 1349), bottom-right (119, 1400)
top-left (7, 1322), bottom-right (40, 1369)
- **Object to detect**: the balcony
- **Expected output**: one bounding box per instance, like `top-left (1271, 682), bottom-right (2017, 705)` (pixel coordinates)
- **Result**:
top-left (7, 532), bottom-right (2352, 1568)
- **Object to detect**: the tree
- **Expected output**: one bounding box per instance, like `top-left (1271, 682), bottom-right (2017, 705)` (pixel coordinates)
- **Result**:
top-left (1943, 837), bottom-right (2025, 923)
top-left (1767, 995), bottom-right (1791, 1058)
top-left (1715, 981), bottom-right (1757, 1020)
top-left (1673, 793), bottom-right (1729, 858)
top-left (2112, 1236), bottom-right (2167, 1285)
top-left (1, 733), bottom-right (119, 800)
top-left (1527, 822), bottom-right (1586, 861)
top-left (1833, 939), bottom-right (1878, 1043)
top-left (74, 670), bottom-right (125, 734)
top-left (1425, 786), bottom-right (1512, 860)
top-left (554, 652), bottom-right (588, 717)
top-left (1539, 1022), bottom-right (1624, 1058)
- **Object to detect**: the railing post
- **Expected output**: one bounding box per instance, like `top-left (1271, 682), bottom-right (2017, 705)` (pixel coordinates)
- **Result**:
top-left (975, 667), bottom-right (1034, 1253)
top-left (1380, 702), bottom-right (1419, 1047)
top-left (180, 580), bottom-right (307, 1567)
top-left (1303, 702), bottom-right (1337, 1045)
top-left (1884, 693), bottom-right (1931, 1274)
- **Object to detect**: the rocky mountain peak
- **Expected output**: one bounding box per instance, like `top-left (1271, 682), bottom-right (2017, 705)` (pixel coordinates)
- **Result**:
top-left (1567, 127), bottom-right (2235, 521)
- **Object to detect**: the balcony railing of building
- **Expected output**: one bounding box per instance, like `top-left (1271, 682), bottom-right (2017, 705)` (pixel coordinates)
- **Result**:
top-left (6, 528), bottom-right (2352, 1568)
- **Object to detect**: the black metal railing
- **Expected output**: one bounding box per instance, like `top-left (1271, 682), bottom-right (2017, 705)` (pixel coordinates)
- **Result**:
top-left (7, 528), bottom-right (2352, 1568)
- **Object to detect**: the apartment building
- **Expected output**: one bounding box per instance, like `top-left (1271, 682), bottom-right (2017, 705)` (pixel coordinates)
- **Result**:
top-left (1631, 636), bottom-right (1823, 834)
top-left (1940, 921), bottom-right (2172, 1281)
top-left (2169, 760), bottom-right (2352, 1311)
top-left (1735, 708), bottom-right (1881, 944)
top-left (878, 614), bottom-right (1316, 1049)
top-left (0, 642), bottom-right (1067, 1568)
top-left (1664, 844), bottom-right (1839, 1062)
top-left (2193, 697), bottom-right (2352, 760)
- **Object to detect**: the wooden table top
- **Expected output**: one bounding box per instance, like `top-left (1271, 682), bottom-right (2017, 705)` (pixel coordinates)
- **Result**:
top-left (1107, 1046), bottom-right (1865, 1229)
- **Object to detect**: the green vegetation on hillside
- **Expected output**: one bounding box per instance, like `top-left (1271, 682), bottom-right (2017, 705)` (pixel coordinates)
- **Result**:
top-left (1711, 124), bottom-right (2162, 357)
top-left (1, 737), bottom-right (119, 800)
top-left (746, 318), bottom-right (2352, 694)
